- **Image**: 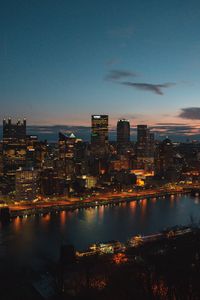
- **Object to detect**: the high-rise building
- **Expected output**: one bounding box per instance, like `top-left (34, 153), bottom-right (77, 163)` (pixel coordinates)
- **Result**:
top-left (154, 138), bottom-right (178, 180)
top-left (149, 132), bottom-right (155, 157)
top-left (58, 132), bottom-right (84, 178)
top-left (117, 119), bottom-right (130, 145)
top-left (3, 118), bottom-right (26, 141)
top-left (40, 167), bottom-right (67, 196)
top-left (137, 125), bottom-right (150, 158)
top-left (136, 125), bottom-right (155, 171)
top-left (2, 118), bottom-right (27, 191)
top-left (91, 115), bottom-right (108, 146)
top-left (15, 167), bottom-right (39, 201)
top-left (91, 115), bottom-right (109, 156)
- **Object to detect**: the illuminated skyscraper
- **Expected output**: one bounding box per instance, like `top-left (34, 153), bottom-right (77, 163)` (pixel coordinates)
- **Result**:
top-left (117, 119), bottom-right (130, 145)
top-left (15, 167), bottom-right (39, 201)
top-left (2, 118), bottom-right (27, 191)
top-left (58, 131), bottom-right (84, 178)
top-left (58, 132), bottom-right (76, 178)
top-left (3, 118), bottom-right (26, 141)
top-left (91, 115), bottom-right (108, 146)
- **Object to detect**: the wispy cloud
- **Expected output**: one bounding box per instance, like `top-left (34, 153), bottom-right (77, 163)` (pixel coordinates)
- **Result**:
top-left (156, 122), bottom-right (188, 126)
top-left (105, 68), bottom-right (175, 95)
top-left (121, 82), bottom-right (175, 95)
top-left (106, 69), bottom-right (138, 80)
top-left (178, 107), bottom-right (200, 120)
top-left (150, 124), bottom-right (200, 138)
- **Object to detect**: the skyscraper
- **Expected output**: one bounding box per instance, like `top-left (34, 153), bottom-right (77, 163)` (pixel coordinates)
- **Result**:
top-left (154, 138), bottom-right (176, 180)
top-left (136, 125), bottom-right (155, 171)
top-left (137, 125), bottom-right (150, 158)
top-left (15, 167), bottom-right (39, 201)
top-left (117, 119), bottom-right (130, 145)
top-left (58, 131), bottom-right (77, 178)
top-left (3, 118), bottom-right (26, 141)
top-left (91, 115), bottom-right (109, 146)
top-left (2, 118), bottom-right (27, 191)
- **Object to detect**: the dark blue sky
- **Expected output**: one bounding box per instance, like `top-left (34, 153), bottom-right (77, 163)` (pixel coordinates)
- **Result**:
top-left (1, 0), bottom-right (200, 133)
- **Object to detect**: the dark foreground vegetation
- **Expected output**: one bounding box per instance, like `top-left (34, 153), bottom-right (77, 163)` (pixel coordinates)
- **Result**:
top-left (60, 230), bottom-right (200, 300)
top-left (2, 229), bottom-right (200, 300)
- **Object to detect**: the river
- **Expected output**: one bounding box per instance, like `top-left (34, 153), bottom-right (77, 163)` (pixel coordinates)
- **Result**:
top-left (0, 194), bottom-right (200, 270)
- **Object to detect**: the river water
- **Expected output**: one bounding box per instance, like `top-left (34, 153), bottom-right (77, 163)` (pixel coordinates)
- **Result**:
top-left (1, 194), bottom-right (200, 269)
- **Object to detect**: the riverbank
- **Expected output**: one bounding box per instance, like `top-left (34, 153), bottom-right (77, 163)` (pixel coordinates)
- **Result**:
top-left (60, 226), bottom-right (200, 300)
top-left (7, 188), bottom-right (191, 218)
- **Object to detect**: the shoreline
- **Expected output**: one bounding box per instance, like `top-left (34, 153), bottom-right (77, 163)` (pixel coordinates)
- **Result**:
top-left (7, 189), bottom-right (191, 219)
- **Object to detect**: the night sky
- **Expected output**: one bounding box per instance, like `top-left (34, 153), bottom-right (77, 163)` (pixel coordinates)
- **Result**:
top-left (1, 0), bottom-right (200, 138)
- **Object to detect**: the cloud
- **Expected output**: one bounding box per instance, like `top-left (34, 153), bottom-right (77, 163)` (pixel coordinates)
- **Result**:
top-left (105, 68), bottom-right (175, 95)
top-left (178, 107), bottom-right (200, 120)
top-left (107, 26), bottom-right (134, 39)
top-left (121, 82), bottom-right (175, 95)
top-left (106, 69), bottom-right (138, 80)
top-left (150, 124), bottom-right (200, 138)
top-left (156, 123), bottom-right (188, 126)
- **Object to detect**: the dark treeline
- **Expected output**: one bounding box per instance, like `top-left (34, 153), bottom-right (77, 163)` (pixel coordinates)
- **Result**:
top-left (58, 230), bottom-right (200, 300)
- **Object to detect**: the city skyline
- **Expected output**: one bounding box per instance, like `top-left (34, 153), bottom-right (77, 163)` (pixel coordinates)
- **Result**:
top-left (1, 115), bottom-right (200, 142)
top-left (1, 0), bottom-right (200, 131)
top-left (2, 2), bottom-right (200, 299)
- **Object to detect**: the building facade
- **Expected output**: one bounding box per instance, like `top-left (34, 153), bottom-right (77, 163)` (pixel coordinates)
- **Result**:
top-left (117, 119), bottom-right (130, 145)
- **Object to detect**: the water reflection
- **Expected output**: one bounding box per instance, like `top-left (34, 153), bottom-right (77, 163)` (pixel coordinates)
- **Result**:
top-left (83, 207), bottom-right (97, 223)
top-left (13, 216), bottom-right (21, 233)
top-left (130, 201), bottom-right (136, 213)
top-left (98, 206), bottom-right (104, 221)
top-left (152, 197), bottom-right (157, 204)
top-left (170, 196), bottom-right (175, 208)
top-left (1, 194), bottom-right (200, 265)
top-left (60, 210), bottom-right (67, 228)
top-left (41, 213), bottom-right (51, 223)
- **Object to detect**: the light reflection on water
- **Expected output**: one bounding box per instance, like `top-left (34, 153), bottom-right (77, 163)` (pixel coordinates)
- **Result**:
top-left (13, 216), bottom-right (21, 233)
top-left (0, 194), bottom-right (200, 267)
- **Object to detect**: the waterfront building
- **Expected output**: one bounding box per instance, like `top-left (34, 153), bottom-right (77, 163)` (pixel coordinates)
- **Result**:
top-left (2, 118), bottom-right (27, 192)
top-left (15, 167), bottom-right (39, 201)
top-left (40, 167), bottom-right (67, 196)
top-left (84, 175), bottom-right (97, 189)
